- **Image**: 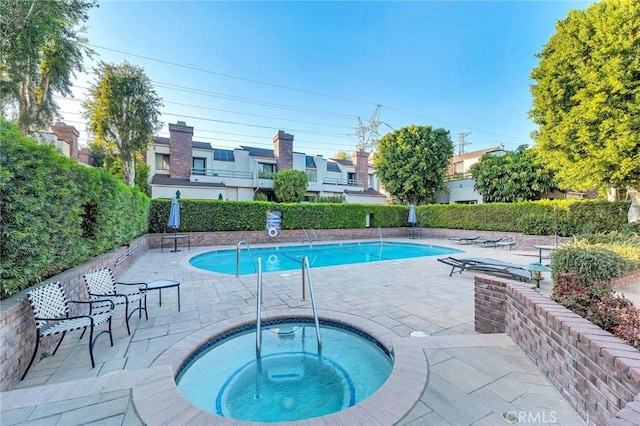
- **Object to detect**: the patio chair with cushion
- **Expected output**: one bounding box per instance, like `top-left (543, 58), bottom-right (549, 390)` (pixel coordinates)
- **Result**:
top-left (83, 267), bottom-right (148, 335)
top-left (21, 282), bottom-right (114, 380)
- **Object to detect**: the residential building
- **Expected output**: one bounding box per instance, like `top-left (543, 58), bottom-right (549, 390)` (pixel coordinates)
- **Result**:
top-left (147, 121), bottom-right (386, 204)
top-left (436, 145), bottom-right (507, 204)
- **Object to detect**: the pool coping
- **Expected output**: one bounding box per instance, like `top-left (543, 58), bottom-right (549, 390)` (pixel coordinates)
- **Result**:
top-left (134, 309), bottom-right (428, 425)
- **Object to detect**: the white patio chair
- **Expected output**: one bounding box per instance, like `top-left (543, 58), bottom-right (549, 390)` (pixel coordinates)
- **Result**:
top-left (82, 267), bottom-right (148, 335)
top-left (21, 282), bottom-right (114, 380)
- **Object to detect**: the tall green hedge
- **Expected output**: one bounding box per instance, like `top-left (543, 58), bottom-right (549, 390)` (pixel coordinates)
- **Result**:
top-left (148, 198), bottom-right (633, 236)
top-left (148, 200), bottom-right (408, 232)
top-left (0, 120), bottom-right (149, 298)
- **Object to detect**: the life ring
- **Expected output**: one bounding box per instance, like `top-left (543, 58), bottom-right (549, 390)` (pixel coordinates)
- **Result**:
top-left (267, 227), bottom-right (278, 237)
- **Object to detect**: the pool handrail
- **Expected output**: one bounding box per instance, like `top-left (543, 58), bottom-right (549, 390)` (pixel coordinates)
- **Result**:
top-left (302, 228), bottom-right (318, 246)
top-left (302, 256), bottom-right (322, 352)
top-left (377, 227), bottom-right (383, 244)
top-left (236, 240), bottom-right (255, 277)
top-left (256, 257), bottom-right (263, 353)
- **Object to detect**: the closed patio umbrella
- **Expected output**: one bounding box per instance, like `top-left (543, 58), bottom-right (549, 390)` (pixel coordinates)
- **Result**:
top-left (408, 203), bottom-right (417, 226)
top-left (167, 197), bottom-right (181, 252)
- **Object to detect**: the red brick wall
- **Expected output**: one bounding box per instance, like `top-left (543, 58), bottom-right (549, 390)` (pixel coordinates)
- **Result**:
top-left (0, 236), bottom-right (148, 390)
top-left (273, 130), bottom-right (293, 171)
top-left (51, 122), bottom-right (79, 160)
top-left (474, 275), bottom-right (640, 425)
top-left (168, 121), bottom-right (193, 178)
top-left (355, 150), bottom-right (370, 190)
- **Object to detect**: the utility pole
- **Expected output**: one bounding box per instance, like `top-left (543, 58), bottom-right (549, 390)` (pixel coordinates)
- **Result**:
top-left (356, 105), bottom-right (382, 152)
top-left (457, 132), bottom-right (471, 155)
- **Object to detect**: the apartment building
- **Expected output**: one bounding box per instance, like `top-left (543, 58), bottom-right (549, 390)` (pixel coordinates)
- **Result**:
top-left (147, 121), bottom-right (386, 204)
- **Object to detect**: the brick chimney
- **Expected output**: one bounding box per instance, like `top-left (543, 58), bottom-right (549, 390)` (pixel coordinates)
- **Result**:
top-left (51, 122), bottom-right (79, 160)
top-left (168, 121), bottom-right (193, 178)
top-left (273, 130), bottom-right (294, 171)
top-left (355, 149), bottom-right (370, 190)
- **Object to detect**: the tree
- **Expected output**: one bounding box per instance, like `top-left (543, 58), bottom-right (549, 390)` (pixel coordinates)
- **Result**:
top-left (83, 61), bottom-right (162, 186)
top-left (470, 145), bottom-right (557, 203)
top-left (529, 0), bottom-right (640, 223)
top-left (374, 125), bottom-right (453, 205)
top-left (0, 0), bottom-right (96, 134)
top-left (273, 169), bottom-right (308, 203)
top-left (333, 150), bottom-right (350, 160)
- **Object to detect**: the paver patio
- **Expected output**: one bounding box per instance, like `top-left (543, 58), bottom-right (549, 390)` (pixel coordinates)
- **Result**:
top-left (4, 237), bottom-right (634, 425)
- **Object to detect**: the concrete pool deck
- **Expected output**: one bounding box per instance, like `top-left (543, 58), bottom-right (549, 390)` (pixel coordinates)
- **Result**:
top-left (4, 238), bottom-right (636, 425)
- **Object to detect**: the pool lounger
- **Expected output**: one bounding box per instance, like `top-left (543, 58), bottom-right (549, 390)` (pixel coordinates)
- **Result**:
top-left (449, 236), bottom-right (480, 244)
top-left (473, 237), bottom-right (504, 247)
top-left (437, 257), bottom-right (532, 282)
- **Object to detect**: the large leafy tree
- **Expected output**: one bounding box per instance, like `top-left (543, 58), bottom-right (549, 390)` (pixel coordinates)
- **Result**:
top-left (529, 0), bottom-right (640, 223)
top-left (374, 125), bottom-right (453, 205)
top-left (0, 0), bottom-right (96, 134)
top-left (470, 145), bottom-right (557, 203)
top-left (83, 61), bottom-right (162, 187)
top-left (273, 169), bottom-right (308, 203)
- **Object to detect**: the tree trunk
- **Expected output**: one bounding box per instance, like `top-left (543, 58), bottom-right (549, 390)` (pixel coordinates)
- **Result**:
top-left (122, 157), bottom-right (136, 187)
top-left (607, 187), bottom-right (619, 202)
top-left (628, 186), bottom-right (640, 224)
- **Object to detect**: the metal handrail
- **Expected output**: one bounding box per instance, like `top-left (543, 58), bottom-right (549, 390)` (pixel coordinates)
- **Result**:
top-left (377, 227), bottom-right (383, 244)
top-left (301, 256), bottom-right (322, 351)
top-left (236, 240), bottom-right (253, 276)
top-left (256, 257), bottom-right (263, 353)
top-left (302, 228), bottom-right (310, 244)
top-left (302, 228), bottom-right (318, 245)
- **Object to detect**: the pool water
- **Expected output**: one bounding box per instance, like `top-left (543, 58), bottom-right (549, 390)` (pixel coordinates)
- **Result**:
top-left (176, 319), bottom-right (393, 423)
top-left (190, 241), bottom-right (461, 275)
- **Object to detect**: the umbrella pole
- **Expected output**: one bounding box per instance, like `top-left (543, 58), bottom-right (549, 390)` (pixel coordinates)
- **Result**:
top-left (174, 230), bottom-right (178, 252)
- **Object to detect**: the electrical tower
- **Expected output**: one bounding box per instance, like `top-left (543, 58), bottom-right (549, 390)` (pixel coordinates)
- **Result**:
top-left (457, 132), bottom-right (471, 155)
top-left (355, 105), bottom-right (382, 152)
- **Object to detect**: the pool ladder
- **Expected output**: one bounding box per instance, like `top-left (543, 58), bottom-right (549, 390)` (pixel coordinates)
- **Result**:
top-left (236, 240), bottom-right (256, 277)
top-left (302, 228), bottom-right (317, 246)
top-left (255, 255), bottom-right (322, 354)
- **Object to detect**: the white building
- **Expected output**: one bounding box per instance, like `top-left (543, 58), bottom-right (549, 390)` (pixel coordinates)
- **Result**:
top-left (147, 121), bottom-right (386, 204)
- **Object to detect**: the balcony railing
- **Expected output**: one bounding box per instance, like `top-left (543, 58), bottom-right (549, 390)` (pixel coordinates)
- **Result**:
top-left (444, 172), bottom-right (473, 182)
top-left (192, 168), bottom-right (254, 179)
top-left (258, 171), bottom-right (275, 180)
top-left (322, 177), bottom-right (363, 187)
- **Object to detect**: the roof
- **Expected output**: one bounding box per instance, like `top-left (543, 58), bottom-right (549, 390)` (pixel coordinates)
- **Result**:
top-left (240, 146), bottom-right (275, 158)
top-left (151, 175), bottom-right (226, 188)
top-left (453, 145), bottom-right (505, 161)
top-left (152, 137), bottom-right (212, 150)
top-left (331, 158), bottom-right (354, 166)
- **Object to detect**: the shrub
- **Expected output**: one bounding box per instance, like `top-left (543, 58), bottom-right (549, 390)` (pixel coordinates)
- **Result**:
top-left (552, 273), bottom-right (640, 349)
top-left (0, 119), bottom-right (149, 298)
top-left (551, 242), bottom-right (634, 287)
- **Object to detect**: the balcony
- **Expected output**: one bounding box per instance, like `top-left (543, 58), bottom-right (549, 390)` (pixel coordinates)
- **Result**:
top-left (322, 177), bottom-right (363, 187)
top-left (192, 168), bottom-right (253, 179)
top-left (444, 172), bottom-right (473, 182)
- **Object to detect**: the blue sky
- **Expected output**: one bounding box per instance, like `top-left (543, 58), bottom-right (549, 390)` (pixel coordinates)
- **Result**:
top-left (59, 0), bottom-right (592, 158)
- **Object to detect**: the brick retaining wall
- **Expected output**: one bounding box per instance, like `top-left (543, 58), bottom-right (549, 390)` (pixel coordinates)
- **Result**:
top-left (0, 236), bottom-right (149, 390)
top-left (474, 275), bottom-right (640, 425)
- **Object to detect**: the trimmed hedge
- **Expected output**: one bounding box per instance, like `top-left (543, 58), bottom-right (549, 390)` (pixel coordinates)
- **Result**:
top-left (148, 200), bottom-right (409, 232)
top-left (551, 238), bottom-right (640, 287)
top-left (417, 199), bottom-right (632, 236)
top-left (147, 198), bottom-right (633, 236)
top-left (0, 120), bottom-right (149, 298)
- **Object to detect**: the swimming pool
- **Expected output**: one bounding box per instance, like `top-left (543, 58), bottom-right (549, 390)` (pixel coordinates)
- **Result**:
top-left (189, 241), bottom-right (462, 275)
top-left (176, 318), bottom-right (393, 422)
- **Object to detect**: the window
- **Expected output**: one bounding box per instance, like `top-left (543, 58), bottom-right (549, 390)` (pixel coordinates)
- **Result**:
top-left (193, 157), bottom-right (206, 175)
top-left (306, 168), bottom-right (317, 182)
top-left (326, 162), bottom-right (341, 173)
top-left (258, 163), bottom-right (276, 179)
top-left (305, 156), bottom-right (317, 182)
top-left (213, 149), bottom-right (235, 161)
top-left (156, 154), bottom-right (170, 171)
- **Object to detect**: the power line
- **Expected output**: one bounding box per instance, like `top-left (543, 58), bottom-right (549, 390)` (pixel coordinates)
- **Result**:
top-left (84, 43), bottom-right (533, 143)
top-left (87, 43), bottom-right (380, 107)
